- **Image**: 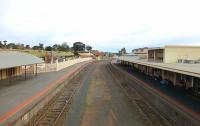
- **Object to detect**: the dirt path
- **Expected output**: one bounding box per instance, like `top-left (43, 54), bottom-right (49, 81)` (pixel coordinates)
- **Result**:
top-left (63, 61), bottom-right (148, 126)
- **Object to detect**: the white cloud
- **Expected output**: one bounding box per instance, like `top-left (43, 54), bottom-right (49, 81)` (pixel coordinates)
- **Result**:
top-left (0, 0), bottom-right (200, 52)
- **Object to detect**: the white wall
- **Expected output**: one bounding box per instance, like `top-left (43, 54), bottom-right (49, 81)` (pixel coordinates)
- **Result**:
top-left (57, 57), bottom-right (92, 71)
top-left (37, 58), bottom-right (92, 73)
top-left (164, 46), bottom-right (200, 63)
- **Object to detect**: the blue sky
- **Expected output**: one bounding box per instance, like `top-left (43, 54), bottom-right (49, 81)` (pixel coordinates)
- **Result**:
top-left (0, 0), bottom-right (200, 52)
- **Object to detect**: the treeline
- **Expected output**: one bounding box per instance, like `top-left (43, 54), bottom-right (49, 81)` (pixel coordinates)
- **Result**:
top-left (0, 40), bottom-right (92, 53)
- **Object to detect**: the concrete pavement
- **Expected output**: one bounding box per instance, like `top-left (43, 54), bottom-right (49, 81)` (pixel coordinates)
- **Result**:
top-left (0, 61), bottom-right (92, 125)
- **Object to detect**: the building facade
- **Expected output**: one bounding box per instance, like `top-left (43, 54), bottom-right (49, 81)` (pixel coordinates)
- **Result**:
top-left (148, 45), bottom-right (200, 63)
top-left (132, 47), bottom-right (148, 59)
top-left (119, 45), bottom-right (200, 98)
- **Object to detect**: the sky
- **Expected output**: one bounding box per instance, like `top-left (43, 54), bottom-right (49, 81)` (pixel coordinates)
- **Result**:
top-left (0, 0), bottom-right (200, 52)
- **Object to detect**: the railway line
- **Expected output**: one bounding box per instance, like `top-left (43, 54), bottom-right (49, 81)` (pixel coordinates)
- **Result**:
top-left (25, 65), bottom-right (90, 126)
top-left (107, 63), bottom-right (172, 126)
top-left (20, 61), bottom-right (190, 126)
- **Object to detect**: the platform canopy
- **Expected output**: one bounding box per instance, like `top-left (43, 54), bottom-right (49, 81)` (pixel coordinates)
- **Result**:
top-left (119, 56), bottom-right (200, 78)
top-left (0, 51), bottom-right (44, 69)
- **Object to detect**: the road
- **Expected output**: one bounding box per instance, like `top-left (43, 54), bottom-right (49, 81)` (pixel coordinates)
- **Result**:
top-left (63, 61), bottom-right (171, 126)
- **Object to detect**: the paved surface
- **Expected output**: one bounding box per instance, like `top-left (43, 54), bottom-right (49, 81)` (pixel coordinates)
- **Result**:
top-left (63, 61), bottom-right (150, 126)
top-left (0, 61), bottom-right (91, 124)
top-left (118, 64), bottom-right (200, 116)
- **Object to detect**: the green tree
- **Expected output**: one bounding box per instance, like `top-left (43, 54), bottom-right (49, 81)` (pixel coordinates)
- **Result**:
top-left (25, 45), bottom-right (30, 49)
top-left (52, 44), bottom-right (60, 51)
top-left (45, 46), bottom-right (52, 51)
top-left (3, 40), bottom-right (7, 48)
top-left (72, 42), bottom-right (85, 55)
top-left (59, 42), bottom-right (69, 51)
top-left (73, 42), bottom-right (85, 51)
top-left (32, 46), bottom-right (39, 50)
top-left (39, 43), bottom-right (44, 50)
top-left (7, 43), bottom-right (16, 49)
top-left (0, 41), bottom-right (4, 48)
top-left (86, 45), bottom-right (92, 51)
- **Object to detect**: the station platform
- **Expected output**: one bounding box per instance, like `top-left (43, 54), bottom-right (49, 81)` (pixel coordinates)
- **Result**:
top-left (0, 61), bottom-right (91, 125)
top-left (117, 64), bottom-right (200, 119)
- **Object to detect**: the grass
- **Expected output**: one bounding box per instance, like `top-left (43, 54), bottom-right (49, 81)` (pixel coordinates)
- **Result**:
top-left (0, 48), bottom-right (74, 58)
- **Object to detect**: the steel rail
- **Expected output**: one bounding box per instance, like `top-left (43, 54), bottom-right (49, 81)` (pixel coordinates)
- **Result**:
top-left (106, 63), bottom-right (172, 126)
top-left (26, 67), bottom-right (87, 126)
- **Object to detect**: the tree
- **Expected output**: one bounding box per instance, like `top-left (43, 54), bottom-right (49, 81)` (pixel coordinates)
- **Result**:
top-left (32, 43), bottom-right (44, 50)
top-left (73, 42), bottom-right (85, 52)
top-left (118, 47), bottom-right (126, 56)
top-left (14, 43), bottom-right (20, 49)
top-left (7, 43), bottom-right (16, 49)
top-left (3, 40), bottom-right (7, 48)
top-left (25, 45), bottom-right (30, 49)
top-left (59, 42), bottom-right (69, 51)
top-left (121, 48), bottom-right (126, 54)
top-left (32, 46), bottom-right (39, 50)
top-left (6, 43), bottom-right (24, 49)
top-left (52, 44), bottom-right (60, 51)
top-left (0, 41), bottom-right (4, 48)
top-left (45, 46), bottom-right (52, 51)
top-left (86, 45), bottom-right (92, 51)
top-left (19, 44), bottom-right (25, 49)
top-left (39, 43), bottom-right (44, 50)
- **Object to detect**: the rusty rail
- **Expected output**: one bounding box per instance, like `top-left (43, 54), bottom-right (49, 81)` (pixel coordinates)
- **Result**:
top-left (26, 67), bottom-right (87, 126)
top-left (106, 63), bottom-right (172, 126)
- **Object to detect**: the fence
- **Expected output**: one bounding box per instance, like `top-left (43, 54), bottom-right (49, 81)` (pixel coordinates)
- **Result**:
top-left (37, 58), bottom-right (92, 73)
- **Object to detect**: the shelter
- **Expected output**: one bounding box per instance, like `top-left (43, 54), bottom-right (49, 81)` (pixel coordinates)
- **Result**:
top-left (118, 45), bottom-right (200, 98)
top-left (0, 51), bottom-right (43, 81)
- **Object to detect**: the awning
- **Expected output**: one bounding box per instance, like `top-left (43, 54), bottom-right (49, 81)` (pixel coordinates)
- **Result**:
top-left (0, 51), bottom-right (44, 69)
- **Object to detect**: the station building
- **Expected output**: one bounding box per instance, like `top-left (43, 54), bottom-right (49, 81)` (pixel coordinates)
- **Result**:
top-left (0, 51), bottom-right (43, 81)
top-left (119, 45), bottom-right (200, 98)
top-left (132, 47), bottom-right (148, 59)
top-left (148, 45), bottom-right (200, 63)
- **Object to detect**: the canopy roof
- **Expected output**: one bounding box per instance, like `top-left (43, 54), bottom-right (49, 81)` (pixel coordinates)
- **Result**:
top-left (0, 51), bottom-right (44, 69)
top-left (119, 56), bottom-right (200, 78)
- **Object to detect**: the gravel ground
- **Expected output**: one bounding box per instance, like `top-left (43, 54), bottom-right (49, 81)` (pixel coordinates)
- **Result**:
top-left (63, 61), bottom-right (150, 126)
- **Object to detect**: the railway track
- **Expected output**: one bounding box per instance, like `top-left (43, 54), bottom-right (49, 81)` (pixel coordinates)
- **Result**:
top-left (25, 67), bottom-right (89, 126)
top-left (107, 63), bottom-right (172, 126)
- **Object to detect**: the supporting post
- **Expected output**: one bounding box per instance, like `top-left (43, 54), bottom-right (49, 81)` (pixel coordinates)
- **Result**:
top-left (173, 73), bottom-right (177, 86)
top-left (56, 59), bottom-right (59, 71)
top-left (35, 64), bottom-right (38, 76)
top-left (191, 77), bottom-right (194, 87)
top-left (146, 66), bottom-right (148, 75)
top-left (19, 66), bottom-right (21, 76)
top-left (1, 70), bottom-right (3, 80)
top-left (153, 68), bottom-right (155, 77)
top-left (132, 63), bottom-right (134, 70)
top-left (161, 70), bottom-right (165, 80)
top-left (25, 65), bottom-right (27, 80)
top-left (9, 68), bottom-right (11, 84)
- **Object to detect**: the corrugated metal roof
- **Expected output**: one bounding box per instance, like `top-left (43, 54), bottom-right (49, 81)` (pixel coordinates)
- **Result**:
top-left (119, 56), bottom-right (200, 78)
top-left (0, 51), bottom-right (44, 69)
